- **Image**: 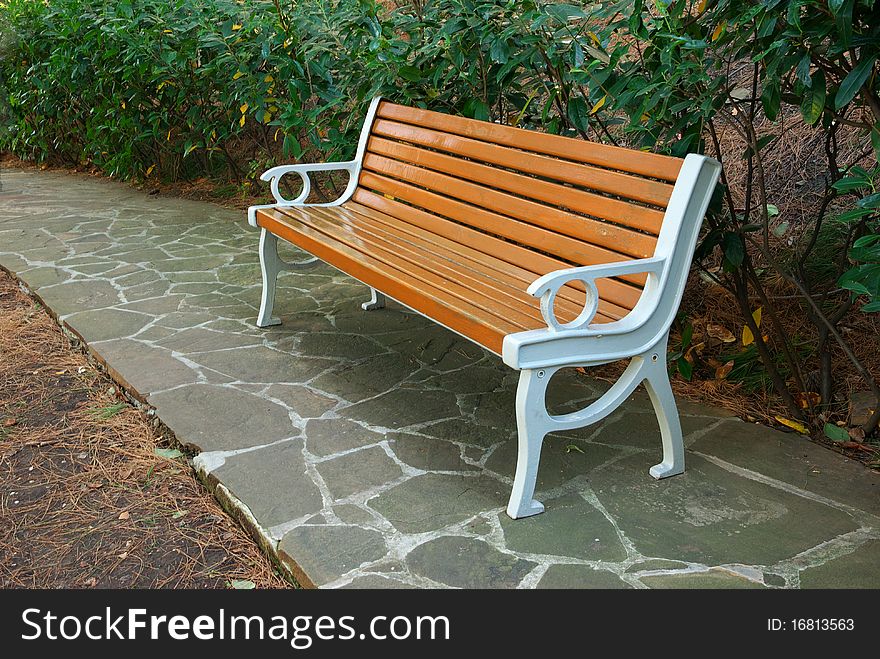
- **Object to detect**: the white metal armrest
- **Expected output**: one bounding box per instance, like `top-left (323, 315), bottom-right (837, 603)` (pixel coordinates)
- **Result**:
top-left (247, 161), bottom-right (360, 227)
top-left (260, 160), bottom-right (359, 205)
top-left (528, 257), bottom-right (665, 332)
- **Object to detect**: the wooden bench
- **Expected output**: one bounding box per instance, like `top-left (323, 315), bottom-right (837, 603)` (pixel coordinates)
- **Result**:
top-left (247, 98), bottom-right (721, 519)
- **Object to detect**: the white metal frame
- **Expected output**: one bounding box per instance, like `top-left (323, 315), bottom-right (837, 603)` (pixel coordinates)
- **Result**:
top-left (248, 96), bottom-right (722, 520)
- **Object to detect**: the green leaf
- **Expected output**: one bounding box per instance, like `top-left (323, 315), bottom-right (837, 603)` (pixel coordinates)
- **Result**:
top-left (761, 81), bottom-right (780, 120)
top-left (857, 192), bottom-right (880, 209)
top-left (397, 65), bottom-right (422, 82)
top-left (800, 67), bottom-right (825, 125)
top-left (833, 176), bottom-right (869, 193)
top-left (773, 220), bottom-right (790, 236)
top-left (681, 322), bottom-right (694, 350)
top-left (766, 204), bottom-right (780, 217)
top-left (834, 0), bottom-right (854, 48)
top-left (463, 98), bottom-right (490, 122)
top-left (567, 97), bottom-right (590, 132)
top-left (722, 232), bottom-right (744, 268)
top-left (823, 423), bottom-right (850, 442)
top-left (676, 356), bottom-right (693, 381)
top-left (835, 55), bottom-right (877, 110)
top-left (154, 448), bottom-right (184, 459)
top-left (796, 54), bottom-right (812, 87)
top-left (489, 39), bottom-right (509, 64)
top-left (229, 579), bottom-right (256, 590)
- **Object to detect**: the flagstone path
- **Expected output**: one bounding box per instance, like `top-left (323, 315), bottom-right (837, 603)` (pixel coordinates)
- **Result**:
top-left (2, 167), bottom-right (878, 588)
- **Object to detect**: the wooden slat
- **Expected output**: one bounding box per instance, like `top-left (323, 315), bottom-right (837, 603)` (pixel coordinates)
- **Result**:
top-left (304, 204), bottom-right (608, 324)
top-left (288, 206), bottom-right (560, 327)
top-left (256, 209), bottom-right (517, 354)
top-left (367, 135), bottom-right (661, 247)
top-left (358, 166), bottom-right (649, 293)
top-left (351, 188), bottom-right (642, 314)
top-left (271, 207), bottom-right (547, 332)
top-left (376, 101), bottom-right (683, 182)
top-left (371, 119), bottom-right (673, 209)
top-left (340, 200), bottom-right (599, 318)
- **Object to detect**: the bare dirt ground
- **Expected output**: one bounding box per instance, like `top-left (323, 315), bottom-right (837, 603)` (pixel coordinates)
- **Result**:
top-left (0, 270), bottom-right (291, 588)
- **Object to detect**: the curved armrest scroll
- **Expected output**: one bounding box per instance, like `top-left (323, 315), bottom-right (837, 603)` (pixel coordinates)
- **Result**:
top-left (527, 257), bottom-right (666, 332)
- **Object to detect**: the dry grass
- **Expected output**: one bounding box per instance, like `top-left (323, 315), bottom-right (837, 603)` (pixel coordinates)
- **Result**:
top-left (0, 270), bottom-right (291, 589)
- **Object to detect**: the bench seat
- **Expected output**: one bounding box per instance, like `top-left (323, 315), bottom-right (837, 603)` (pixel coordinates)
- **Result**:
top-left (256, 200), bottom-right (624, 355)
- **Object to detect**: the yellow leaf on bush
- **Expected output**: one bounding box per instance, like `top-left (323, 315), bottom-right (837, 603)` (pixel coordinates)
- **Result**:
top-left (697, 0), bottom-right (707, 12)
top-left (775, 416), bottom-right (809, 434)
top-left (166, 129), bottom-right (172, 142)
top-left (145, 164), bottom-right (155, 176)
top-left (232, 71), bottom-right (244, 80)
top-left (712, 22), bottom-right (726, 41)
top-left (274, 128), bottom-right (281, 142)
top-left (239, 115), bottom-right (246, 127)
top-left (232, 24), bottom-right (242, 31)
top-left (264, 75), bottom-right (274, 83)
top-left (262, 111), bottom-right (272, 123)
top-left (741, 307), bottom-right (762, 346)
top-left (588, 31), bottom-right (600, 45)
top-left (590, 95), bottom-right (607, 115)
top-left (239, 103), bottom-right (248, 114)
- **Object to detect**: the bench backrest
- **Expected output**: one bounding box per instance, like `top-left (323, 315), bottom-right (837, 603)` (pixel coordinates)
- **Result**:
top-left (347, 99), bottom-right (707, 323)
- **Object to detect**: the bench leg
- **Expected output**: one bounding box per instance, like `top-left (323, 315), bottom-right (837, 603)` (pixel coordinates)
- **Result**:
top-left (507, 367), bottom-right (555, 519)
top-left (256, 229), bottom-right (323, 328)
top-left (506, 338), bottom-right (685, 519)
top-left (257, 229), bottom-right (282, 327)
top-left (643, 346), bottom-right (685, 479)
top-left (361, 287), bottom-right (386, 311)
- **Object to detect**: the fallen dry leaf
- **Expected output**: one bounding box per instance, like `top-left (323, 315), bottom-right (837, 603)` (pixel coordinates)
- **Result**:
top-left (715, 360), bottom-right (734, 380)
top-left (795, 392), bottom-right (821, 409)
top-left (775, 416), bottom-right (809, 434)
top-left (3, 418), bottom-right (17, 427)
top-left (848, 427), bottom-right (866, 442)
top-left (118, 511), bottom-right (130, 520)
top-left (707, 323), bottom-right (736, 343)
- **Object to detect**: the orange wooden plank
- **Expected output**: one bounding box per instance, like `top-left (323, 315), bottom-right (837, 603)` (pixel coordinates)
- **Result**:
top-left (351, 188), bottom-right (644, 314)
top-left (338, 200), bottom-right (628, 322)
top-left (301, 204), bottom-right (592, 324)
top-left (358, 166), bottom-right (650, 293)
top-left (370, 120), bottom-right (673, 209)
top-left (376, 101), bottom-right (683, 182)
top-left (367, 135), bottom-right (662, 245)
top-left (286, 206), bottom-right (556, 327)
top-left (256, 209), bottom-right (517, 353)
top-left (268, 207), bottom-right (543, 332)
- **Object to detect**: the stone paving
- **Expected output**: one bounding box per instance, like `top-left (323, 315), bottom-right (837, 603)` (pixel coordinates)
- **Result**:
top-left (2, 167), bottom-right (879, 589)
